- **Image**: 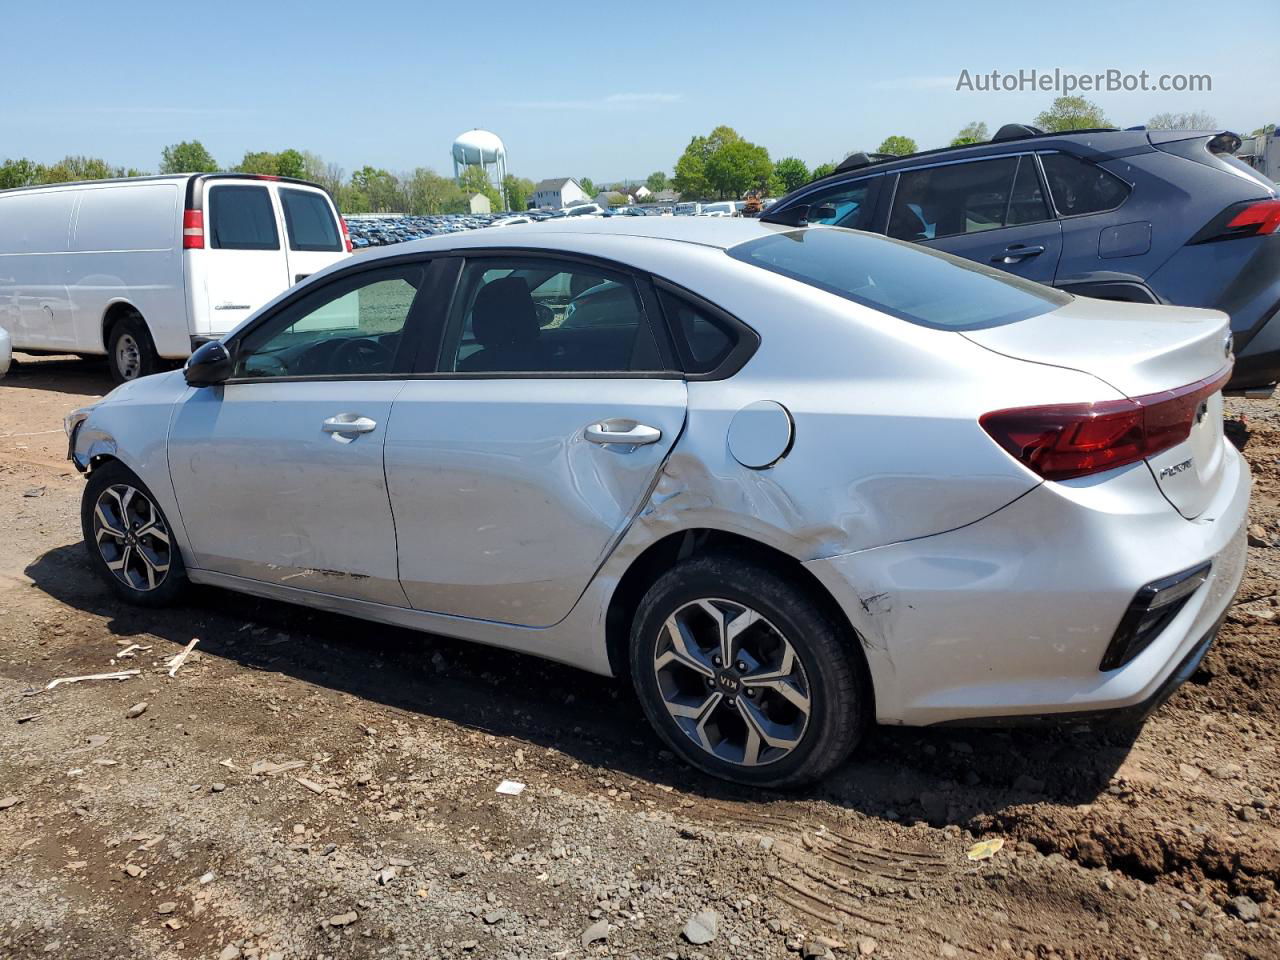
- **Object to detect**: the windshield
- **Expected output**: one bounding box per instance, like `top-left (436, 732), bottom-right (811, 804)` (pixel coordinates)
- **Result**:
top-left (729, 228), bottom-right (1069, 330)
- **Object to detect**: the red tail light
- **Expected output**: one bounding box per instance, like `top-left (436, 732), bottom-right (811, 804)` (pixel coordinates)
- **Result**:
top-left (980, 366), bottom-right (1231, 480)
top-left (182, 209), bottom-right (204, 249)
top-left (1190, 198), bottom-right (1280, 244)
top-left (339, 217), bottom-right (353, 253)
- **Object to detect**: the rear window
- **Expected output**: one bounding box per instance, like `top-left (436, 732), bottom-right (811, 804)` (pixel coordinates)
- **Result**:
top-left (209, 184), bottom-right (279, 251)
top-left (728, 228), bottom-right (1069, 330)
top-left (280, 188), bottom-right (343, 251)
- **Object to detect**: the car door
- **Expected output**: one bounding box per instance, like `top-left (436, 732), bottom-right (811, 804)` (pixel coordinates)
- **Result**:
top-left (887, 155), bottom-right (1063, 284)
top-left (167, 257), bottom-right (438, 605)
top-left (200, 182), bottom-right (291, 334)
top-left (383, 254), bottom-right (688, 628)
top-left (277, 185), bottom-right (350, 285)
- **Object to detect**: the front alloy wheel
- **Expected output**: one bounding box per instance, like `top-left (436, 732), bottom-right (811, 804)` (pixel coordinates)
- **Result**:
top-left (92, 483), bottom-right (172, 591)
top-left (654, 598), bottom-right (811, 767)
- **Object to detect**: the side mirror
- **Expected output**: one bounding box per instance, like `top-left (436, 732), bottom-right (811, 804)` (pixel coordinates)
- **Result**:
top-left (184, 341), bottom-right (233, 387)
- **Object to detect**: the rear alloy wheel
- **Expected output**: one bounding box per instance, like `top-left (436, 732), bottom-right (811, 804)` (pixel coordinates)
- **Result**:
top-left (81, 461), bottom-right (186, 606)
top-left (630, 554), bottom-right (868, 788)
top-left (106, 314), bottom-right (160, 383)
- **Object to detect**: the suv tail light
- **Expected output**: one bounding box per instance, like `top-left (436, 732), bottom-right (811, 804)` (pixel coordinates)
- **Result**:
top-left (979, 367), bottom-right (1231, 481)
top-left (1189, 198), bottom-right (1280, 244)
top-left (339, 217), bottom-right (353, 253)
top-left (182, 209), bottom-right (204, 249)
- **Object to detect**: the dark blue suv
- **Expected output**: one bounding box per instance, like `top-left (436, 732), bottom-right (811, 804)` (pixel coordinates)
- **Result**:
top-left (766, 125), bottom-right (1280, 389)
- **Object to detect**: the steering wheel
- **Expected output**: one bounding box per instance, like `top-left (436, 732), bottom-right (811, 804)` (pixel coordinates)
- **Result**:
top-left (534, 303), bottom-right (555, 328)
top-left (331, 337), bottom-right (394, 374)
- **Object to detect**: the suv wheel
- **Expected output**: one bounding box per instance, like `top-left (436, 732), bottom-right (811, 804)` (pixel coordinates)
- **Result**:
top-left (107, 314), bottom-right (160, 383)
top-left (630, 554), bottom-right (868, 788)
top-left (81, 461), bottom-right (187, 606)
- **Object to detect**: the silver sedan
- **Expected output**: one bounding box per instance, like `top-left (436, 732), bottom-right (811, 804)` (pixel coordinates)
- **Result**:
top-left (68, 218), bottom-right (1249, 787)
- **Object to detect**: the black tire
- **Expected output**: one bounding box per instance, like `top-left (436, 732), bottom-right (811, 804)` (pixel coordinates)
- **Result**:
top-left (81, 460), bottom-right (187, 607)
top-left (106, 313), bottom-right (160, 383)
top-left (629, 553), bottom-right (869, 788)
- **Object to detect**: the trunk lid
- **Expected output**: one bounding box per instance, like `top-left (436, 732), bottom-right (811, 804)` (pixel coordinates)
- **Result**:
top-left (964, 296), bottom-right (1234, 519)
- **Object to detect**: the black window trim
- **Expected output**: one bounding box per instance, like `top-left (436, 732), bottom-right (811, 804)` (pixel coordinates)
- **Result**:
top-left (219, 252), bottom-right (443, 384)
top-left (206, 182), bottom-right (281, 252)
top-left (1035, 150), bottom-right (1133, 220)
top-left (278, 186), bottom-right (344, 253)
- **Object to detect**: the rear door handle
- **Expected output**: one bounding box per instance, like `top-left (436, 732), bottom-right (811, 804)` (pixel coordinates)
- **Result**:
top-left (991, 244), bottom-right (1046, 264)
top-left (584, 420), bottom-right (662, 446)
top-left (322, 414), bottom-right (378, 439)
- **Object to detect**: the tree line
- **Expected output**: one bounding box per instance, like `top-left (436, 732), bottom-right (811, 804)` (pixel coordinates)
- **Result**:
top-left (1, 99), bottom-right (1271, 211)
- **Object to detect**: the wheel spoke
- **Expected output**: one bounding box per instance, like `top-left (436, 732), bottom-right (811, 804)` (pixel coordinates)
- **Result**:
top-left (94, 503), bottom-right (126, 540)
top-left (743, 676), bottom-right (811, 714)
top-left (742, 645), bottom-right (797, 685)
top-left (655, 614), bottom-right (715, 678)
top-left (135, 518), bottom-right (169, 545)
top-left (665, 688), bottom-right (720, 720)
top-left (692, 691), bottom-right (723, 752)
top-left (723, 606), bottom-right (759, 666)
top-left (736, 694), bottom-right (805, 756)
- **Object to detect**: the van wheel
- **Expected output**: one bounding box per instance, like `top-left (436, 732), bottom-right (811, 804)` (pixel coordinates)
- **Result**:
top-left (107, 314), bottom-right (160, 383)
top-left (629, 554), bottom-right (869, 788)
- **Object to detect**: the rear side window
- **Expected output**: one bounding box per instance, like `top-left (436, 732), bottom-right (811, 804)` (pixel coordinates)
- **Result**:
top-left (889, 157), bottom-right (1050, 241)
top-left (1039, 153), bottom-right (1131, 216)
top-left (657, 290), bottom-right (736, 373)
top-left (280, 188), bottom-right (342, 252)
top-left (208, 185), bottom-right (279, 250)
top-left (729, 228), bottom-right (1069, 330)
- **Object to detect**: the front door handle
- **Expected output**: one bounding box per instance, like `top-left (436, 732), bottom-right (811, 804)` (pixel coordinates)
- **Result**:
top-left (322, 414), bottom-right (378, 438)
top-left (584, 420), bottom-right (662, 446)
top-left (991, 244), bottom-right (1046, 264)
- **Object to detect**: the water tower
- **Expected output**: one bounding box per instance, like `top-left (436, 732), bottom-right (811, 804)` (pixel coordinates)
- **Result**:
top-left (452, 129), bottom-right (508, 208)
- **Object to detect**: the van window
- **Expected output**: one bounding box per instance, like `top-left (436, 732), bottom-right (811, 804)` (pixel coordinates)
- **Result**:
top-left (74, 184), bottom-right (178, 252)
top-left (209, 185), bottom-right (279, 251)
top-left (280, 188), bottom-right (342, 252)
top-left (0, 191), bottom-right (75, 254)
top-left (729, 228), bottom-right (1069, 330)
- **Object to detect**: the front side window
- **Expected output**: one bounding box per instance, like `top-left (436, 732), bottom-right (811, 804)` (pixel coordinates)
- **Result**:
top-left (729, 228), bottom-right (1069, 330)
top-left (208, 185), bottom-right (279, 250)
top-left (888, 157), bottom-right (1050, 242)
top-left (442, 258), bottom-right (660, 373)
top-left (233, 263), bottom-right (426, 378)
top-left (1039, 153), bottom-right (1131, 216)
top-left (801, 178), bottom-right (878, 230)
top-left (280, 188), bottom-right (343, 252)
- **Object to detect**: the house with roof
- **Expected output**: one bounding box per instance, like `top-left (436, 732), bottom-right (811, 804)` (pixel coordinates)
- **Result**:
top-left (530, 177), bottom-right (588, 210)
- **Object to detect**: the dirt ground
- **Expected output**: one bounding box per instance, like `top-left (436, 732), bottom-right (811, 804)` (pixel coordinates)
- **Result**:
top-left (1, 354), bottom-right (1277, 960)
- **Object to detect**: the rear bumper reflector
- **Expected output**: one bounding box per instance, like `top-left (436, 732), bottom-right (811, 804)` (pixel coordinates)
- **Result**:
top-left (1099, 562), bottom-right (1211, 671)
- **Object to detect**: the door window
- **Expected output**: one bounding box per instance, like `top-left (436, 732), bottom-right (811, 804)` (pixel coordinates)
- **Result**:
top-left (208, 185), bottom-right (279, 250)
top-left (280, 188), bottom-right (343, 252)
top-left (1039, 153), bottom-right (1131, 216)
top-left (232, 263), bottom-right (426, 378)
top-left (888, 157), bottom-right (1051, 242)
top-left (441, 258), bottom-right (661, 373)
top-left (799, 178), bottom-right (878, 229)
top-left (1006, 156), bottom-right (1051, 225)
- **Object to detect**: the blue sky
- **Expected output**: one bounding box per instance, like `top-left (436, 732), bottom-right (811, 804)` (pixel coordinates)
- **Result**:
top-left (4, 0), bottom-right (1275, 184)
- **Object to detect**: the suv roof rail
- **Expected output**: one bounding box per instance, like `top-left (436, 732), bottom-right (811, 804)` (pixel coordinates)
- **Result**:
top-left (991, 123), bottom-right (1045, 142)
top-left (834, 151), bottom-right (896, 174)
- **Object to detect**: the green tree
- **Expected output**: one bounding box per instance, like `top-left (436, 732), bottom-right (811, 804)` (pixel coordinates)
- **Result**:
top-left (275, 149), bottom-right (306, 180)
top-left (349, 166), bottom-right (402, 212)
top-left (1034, 96), bottom-right (1111, 132)
top-left (876, 135), bottom-right (918, 156)
top-left (406, 168), bottom-right (464, 214)
top-left (303, 152), bottom-right (344, 198)
top-left (705, 139), bottom-right (773, 199)
top-left (0, 157), bottom-right (40, 189)
top-left (810, 161), bottom-right (837, 180)
top-left (950, 121), bottom-right (988, 146)
top-left (457, 166), bottom-right (502, 212)
top-left (1147, 111), bottom-right (1218, 130)
top-left (672, 126), bottom-right (750, 200)
top-left (502, 175), bottom-right (535, 211)
top-left (645, 170), bottom-right (668, 192)
top-left (236, 151), bottom-right (280, 176)
top-left (772, 156), bottom-right (809, 194)
top-left (39, 156), bottom-right (119, 182)
top-left (159, 140), bottom-right (218, 174)
top-left (578, 177), bottom-right (596, 197)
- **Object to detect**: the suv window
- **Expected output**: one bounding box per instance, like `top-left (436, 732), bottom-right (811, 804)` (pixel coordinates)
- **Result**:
top-left (729, 229), bottom-right (1068, 330)
top-left (801, 178), bottom-right (878, 230)
top-left (1006, 156), bottom-right (1051, 225)
top-left (280, 188), bottom-right (342, 252)
top-left (888, 157), bottom-right (1051, 242)
top-left (209, 185), bottom-right (279, 250)
top-left (1039, 153), bottom-right (1131, 216)
top-left (233, 263), bottom-right (425, 378)
top-left (442, 258), bottom-right (660, 373)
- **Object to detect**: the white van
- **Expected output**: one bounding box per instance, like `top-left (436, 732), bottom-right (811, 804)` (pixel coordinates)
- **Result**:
top-left (0, 174), bottom-right (351, 381)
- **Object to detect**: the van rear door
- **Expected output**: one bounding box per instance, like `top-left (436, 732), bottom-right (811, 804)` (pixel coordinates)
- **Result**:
top-left (201, 182), bottom-right (290, 335)
top-left (276, 185), bottom-right (350, 285)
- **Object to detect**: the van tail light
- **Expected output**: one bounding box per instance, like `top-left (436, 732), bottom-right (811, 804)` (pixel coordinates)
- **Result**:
top-left (182, 210), bottom-right (204, 249)
top-left (979, 367), bottom-right (1231, 481)
top-left (339, 217), bottom-right (353, 253)
top-left (1188, 198), bottom-right (1280, 244)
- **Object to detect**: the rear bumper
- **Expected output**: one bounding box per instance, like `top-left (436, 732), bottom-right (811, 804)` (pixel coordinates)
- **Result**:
top-left (805, 442), bottom-right (1250, 726)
